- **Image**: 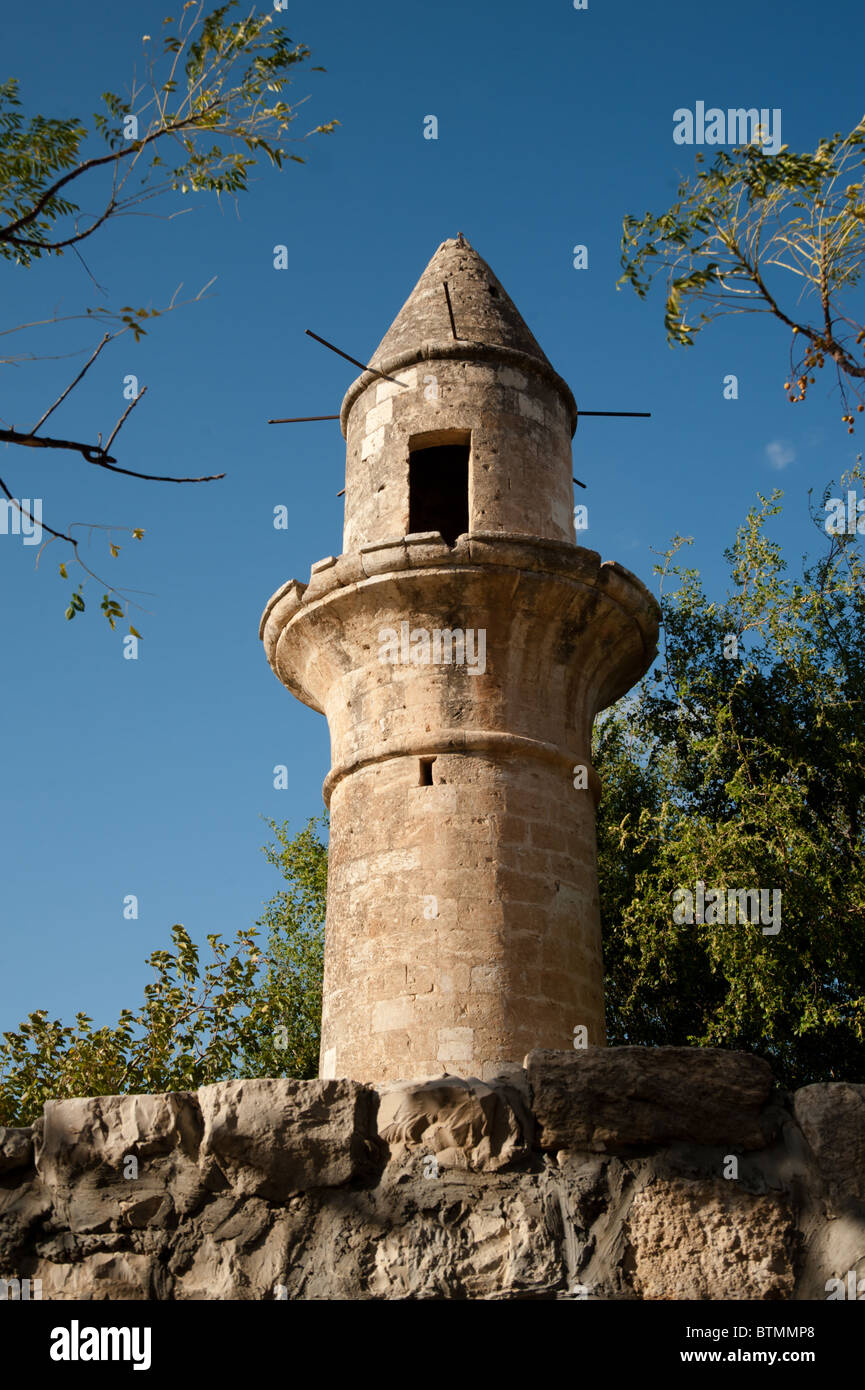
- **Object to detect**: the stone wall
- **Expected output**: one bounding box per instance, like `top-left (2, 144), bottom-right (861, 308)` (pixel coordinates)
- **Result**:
top-left (1, 1048), bottom-right (863, 1300)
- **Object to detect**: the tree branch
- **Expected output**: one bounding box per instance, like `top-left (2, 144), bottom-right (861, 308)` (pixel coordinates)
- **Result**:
top-left (0, 475), bottom-right (78, 545)
top-left (30, 333), bottom-right (112, 434)
top-left (0, 427), bottom-right (116, 464)
top-left (0, 107), bottom-right (217, 250)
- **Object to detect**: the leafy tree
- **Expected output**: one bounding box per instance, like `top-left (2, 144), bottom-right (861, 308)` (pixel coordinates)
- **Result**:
top-left (619, 117), bottom-right (865, 431)
top-left (595, 462), bottom-right (865, 1088)
top-left (1, 0), bottom-right (336, 626)
top-left (0, 815), bottom-right (327, 1127)
top-left (239, 814), bottom-right (327, 1082)
top-left (0, 925), bottom-right (261, 1126)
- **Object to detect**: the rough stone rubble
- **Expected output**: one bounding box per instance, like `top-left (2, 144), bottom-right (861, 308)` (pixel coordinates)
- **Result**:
top-left (1, 1047), bottom-right (862, 1300)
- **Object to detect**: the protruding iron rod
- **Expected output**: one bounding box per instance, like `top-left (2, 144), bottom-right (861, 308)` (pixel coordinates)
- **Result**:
top-left (443, 281), bottom-right (459, 339)
top-left (268, 414), bottom-right (341, 423)
top-left (305, 329), bottom-right (408, 387)
top-left (573, 477), bottom-right (587, 489)
top-left (270, 399), bottom-right (648, 429)
top-left (270, 410), bottom-right (649, 425)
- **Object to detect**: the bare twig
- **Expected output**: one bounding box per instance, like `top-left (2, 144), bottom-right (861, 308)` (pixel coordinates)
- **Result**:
top-left (71, 243), bottom-right (109, 296)
top-left (103, 386), bottom-right (148, 456)
top-left (30, 333), bottom-right (112, 434)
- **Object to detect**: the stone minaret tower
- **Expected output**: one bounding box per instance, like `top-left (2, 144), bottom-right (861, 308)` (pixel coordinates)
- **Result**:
top-left (261, 236), bottom-right (659, 1084)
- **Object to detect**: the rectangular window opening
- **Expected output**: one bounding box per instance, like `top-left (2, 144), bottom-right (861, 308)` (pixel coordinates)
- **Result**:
top-left (409, 436), bottom-right (470, 547)
top-left (418, 757), bottom-right (436, 787)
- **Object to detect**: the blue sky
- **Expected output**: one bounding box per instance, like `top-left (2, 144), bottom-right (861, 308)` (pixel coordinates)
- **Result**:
top-left (1, 0), bottom-right (863, 1036)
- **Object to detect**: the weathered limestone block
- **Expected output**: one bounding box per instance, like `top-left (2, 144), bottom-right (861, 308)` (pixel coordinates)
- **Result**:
top-left (197, 1078), bottom-right (382, 1199)
top-left (269, 1172), bottom-right (567, 1300)
top-left (404, 531), bottom-right (452, 567)
top-left (0, 1127), bottom-right (33, 1173)
top-left (793, 1083), bottom-right (865, 1205)
top-left (34, 1091), bottom-right (203, 1233)
top-left (365, 1176), bottom-right (564, 1300)
top-left (527, 1047), bottom-right (778, 1151)
top-left (33, 1251), bottom-right (155, 1301)
top-left (794, 1199), bottom-right (865, 1299)
top-left (173, 1213), bottom-right (303, 1301)
top-left (0, 1171), bottom-right (51, 1267)
top-left (359, 537), bottom-right (407, 578)
top-left (375, 1075), bottom-right (530, 1171)
top-left (625, 1178), bottom-right (796, 1300)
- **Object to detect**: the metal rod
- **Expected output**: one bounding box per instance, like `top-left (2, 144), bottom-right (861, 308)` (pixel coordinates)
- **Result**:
top-left (443, 281), bottom-right (458, 339)
top-left (268, 414), bottom-right (341, 424)
top-left (573, 477), bottom-right (587, 489)
top-left (270, 404), bottom-right (647, 427)
top-left (305, 330), bottom-right (407, 387)
top-left (336, 488), bottom-right (345, 497)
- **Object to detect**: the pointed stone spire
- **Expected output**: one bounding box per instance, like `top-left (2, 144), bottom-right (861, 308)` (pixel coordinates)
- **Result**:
top-left (368, 236), bottom-right (553, 369)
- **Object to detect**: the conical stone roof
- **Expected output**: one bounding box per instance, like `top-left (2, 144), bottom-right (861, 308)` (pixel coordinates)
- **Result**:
top-left (368, 235), bottom-right (553, 369)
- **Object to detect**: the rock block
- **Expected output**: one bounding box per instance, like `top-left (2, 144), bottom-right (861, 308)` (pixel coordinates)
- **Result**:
top-left (527, 1046), bottom-right (777, 1151)
top-left (197, 1078), bottom-right (381, 1198)
top-left (793, 1082), bottom-right (865, 1205)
